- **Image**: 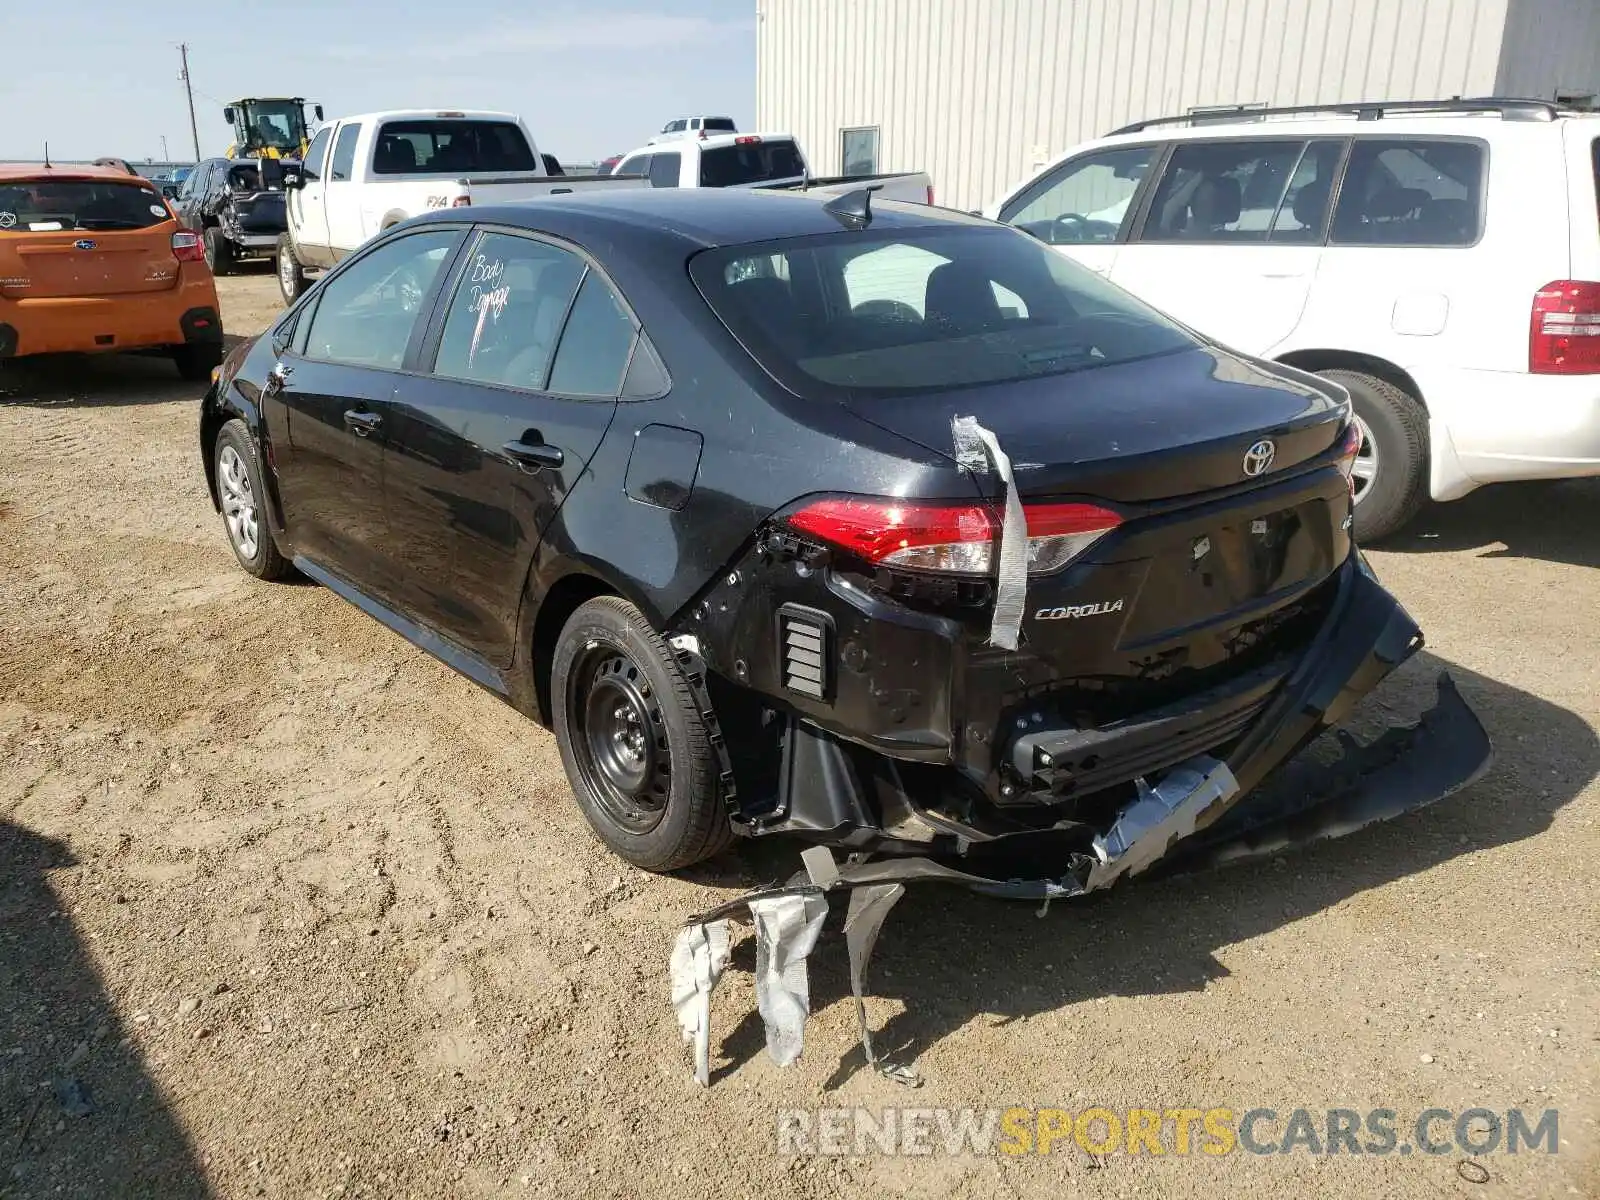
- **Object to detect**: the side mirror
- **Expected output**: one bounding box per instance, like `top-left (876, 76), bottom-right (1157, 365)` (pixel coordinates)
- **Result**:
top-left (222, 106), bottom-right (235, 125)
top-left (282, 170), bottom-right (304, 190)
top-left (314, 104), bottom-right (324, 121)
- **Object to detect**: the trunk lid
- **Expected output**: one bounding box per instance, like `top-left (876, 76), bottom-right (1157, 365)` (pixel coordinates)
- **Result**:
top-left (0, 174), bottom-right (180, 299)
top-left (848, 347), bottom-right (1353, 693)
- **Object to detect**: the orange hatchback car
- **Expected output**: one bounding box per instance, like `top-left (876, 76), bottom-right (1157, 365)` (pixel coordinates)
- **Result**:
top-left (0, 163), bottom-right (224, 379)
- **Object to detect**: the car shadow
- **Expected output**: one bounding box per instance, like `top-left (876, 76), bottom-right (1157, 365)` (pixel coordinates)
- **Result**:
top-left (0, 823), bottom-right (208, 1199)
top-left (0, 337), bottom-right (249, 409)
top-left (1376, 478), bottom-right (1600, 569)
top-left (705, 650), bottom-right (1596, 1087)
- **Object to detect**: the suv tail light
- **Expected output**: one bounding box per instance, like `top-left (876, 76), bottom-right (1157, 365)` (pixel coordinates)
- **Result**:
top-left (1530, 280), bottom-right (1600, 374)
top-left (785, 497), bottom-right (1122, 576)
top-left (171, 230), bottom-right (205, 262)
top-left (451, 194), bottom-right (472, 208)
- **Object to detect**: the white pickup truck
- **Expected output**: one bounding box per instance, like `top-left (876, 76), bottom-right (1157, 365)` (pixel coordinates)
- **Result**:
top-left (275, 109), bottom-right (644, 303)
top-left (610, 132), bottom-right (935, 205)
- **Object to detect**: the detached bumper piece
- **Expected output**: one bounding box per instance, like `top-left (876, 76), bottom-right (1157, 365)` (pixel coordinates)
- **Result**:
top-left (669, 673), bottom-right (1491, 1087)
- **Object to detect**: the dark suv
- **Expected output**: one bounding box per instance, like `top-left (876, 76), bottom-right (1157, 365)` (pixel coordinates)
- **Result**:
top-left (198, 189), bottom-right (1487, 881)
top-left (173, 156), bottom-right (288, 275)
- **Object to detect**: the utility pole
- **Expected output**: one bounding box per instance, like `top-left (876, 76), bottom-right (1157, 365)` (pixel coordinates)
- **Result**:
top-left (160, 134), bottom-right (169, 161)
top-left (178, 43), bottom-right (201, 160)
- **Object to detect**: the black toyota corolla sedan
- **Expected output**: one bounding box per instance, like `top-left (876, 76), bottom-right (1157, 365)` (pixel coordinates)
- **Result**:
top-left (201, 188), bottom-right (1488, 886)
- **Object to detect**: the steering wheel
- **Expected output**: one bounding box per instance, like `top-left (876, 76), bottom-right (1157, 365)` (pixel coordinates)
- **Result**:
top-left (1048, 212), bottom-right (1092, 243)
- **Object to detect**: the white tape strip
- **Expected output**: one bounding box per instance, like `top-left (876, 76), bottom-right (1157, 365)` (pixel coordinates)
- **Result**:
top-left (951, 415), bottom-right (1027, 651)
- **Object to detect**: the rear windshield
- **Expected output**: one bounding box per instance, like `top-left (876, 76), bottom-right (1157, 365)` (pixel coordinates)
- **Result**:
top-left (691, 224), bottom-right (1198, 398)
top-left (0, 178), bottom-right (168, 232)
top-left (372, 120), bottom-right (536, 175)
top-left (704, 118), bottom-right (737, 133)
top-left (698, 140), bottom-right (806, 188)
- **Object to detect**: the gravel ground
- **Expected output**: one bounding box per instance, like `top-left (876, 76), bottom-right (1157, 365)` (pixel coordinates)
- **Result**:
top-left (2, 271), bottom-right (1597, 1200)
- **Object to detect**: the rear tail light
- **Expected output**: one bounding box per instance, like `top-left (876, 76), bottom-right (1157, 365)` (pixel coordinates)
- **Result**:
top-left (451, 194), bottom-right (472, 208)
top-left (1530, 280), bottom-right (1600, 374)
top-left (1333, 419), bottom-right (1362, 497)
top-left (171, 231), bottom-right (205, 262)
top-left (925, 185), bottom-right (935, 205)
top-left (784, 496), bottom-right (1122, 577)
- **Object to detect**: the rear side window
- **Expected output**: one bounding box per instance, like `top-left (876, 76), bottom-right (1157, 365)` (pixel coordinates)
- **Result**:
top-left (617, 154), bottom-right (650, 177)
top-left (692, 225), bottom-right (1199, 399)
top-left (647, 153), bottom-right (681, 189)
top-left (330, 123), bottom-right (362, 182)
top-left (1331, 139), bottom-right (1484, 246)
top-left (0, 178), bottom-right (168, 232)
top-left (432, 232), bottom-right (585, 389)
top-left (372, 121), bottom-right (536, 175)
top-left (547, 273), bottom-right (638, 395)
top-left (1140, 140), bottom-right (1308, 242)
top-left (698, 140), bottom-right (805, 187)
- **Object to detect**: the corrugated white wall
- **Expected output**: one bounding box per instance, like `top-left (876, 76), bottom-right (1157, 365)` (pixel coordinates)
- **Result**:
top-left (756, 0), bottom-right (1515, 211)
top-left (1497, 0), bottom-right (1600, 99)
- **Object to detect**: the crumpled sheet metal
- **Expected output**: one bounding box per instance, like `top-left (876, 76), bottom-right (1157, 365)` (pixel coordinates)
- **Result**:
top-left (951, 414), bottom-right (1028, 651)
top-left (669, 919), bottom-right (731, 1087)
top-left (748, 892), bottom-right (828, 1068)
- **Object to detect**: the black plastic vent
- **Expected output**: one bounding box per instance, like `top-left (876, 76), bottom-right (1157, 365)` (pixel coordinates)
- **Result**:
top-left (777, 604), bottom-right (833, 702)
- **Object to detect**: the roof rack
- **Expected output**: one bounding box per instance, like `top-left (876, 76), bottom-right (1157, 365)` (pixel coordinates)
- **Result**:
top-left (1109, 96), bottom-right (1562, 136)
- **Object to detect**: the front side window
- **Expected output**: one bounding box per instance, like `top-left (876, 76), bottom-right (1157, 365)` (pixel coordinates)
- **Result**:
top-left (371, 121), bottom-right (536, 175)
top-left (0, 177), bottom-right (170, 232)
top-left (1140, 140), bottom-right (1309, 242)
top-left (647, 153), bottom-right (681, 189)
top-left (1331, 139), bottom-right (1485, 246)
top-left (302, 127), bottom-right (331, 182)
top-left (330, 123), bottom-right (362, 182)
top-left (301, 230), bottom-right (459, 369)
top-left (692, 225), bottom-right (1198, 399)
top-left (841, 127), bottom-right (879, 177)
top-left (1000, 145), bottom-right (1153, 245)
top-left (432, 232), bottom-right (586, 389)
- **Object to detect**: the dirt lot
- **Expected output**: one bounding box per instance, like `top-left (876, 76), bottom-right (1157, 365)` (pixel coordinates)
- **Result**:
top-left (2, 270), bottom-right (1597, 1200)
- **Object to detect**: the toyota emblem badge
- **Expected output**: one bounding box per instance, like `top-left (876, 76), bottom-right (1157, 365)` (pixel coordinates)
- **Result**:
top-left (1242, 439), bottom-right (1276, 477)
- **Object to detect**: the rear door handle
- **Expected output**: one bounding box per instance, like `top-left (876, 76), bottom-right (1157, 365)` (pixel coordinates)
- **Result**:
top-left (502, 439), bottom-right (564, 471)
top-left (344, 410), bottom-right (382, 437)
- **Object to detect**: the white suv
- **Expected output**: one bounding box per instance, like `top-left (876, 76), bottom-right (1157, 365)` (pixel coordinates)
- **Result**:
top-left (985, 98), bottom-right (1600, 540)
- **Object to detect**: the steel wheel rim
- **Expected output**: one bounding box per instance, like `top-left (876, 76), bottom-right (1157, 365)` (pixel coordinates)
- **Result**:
top-left (218, 444), bottom-right (259, 560)
top-left (570, 647), bottom-right (670, 833)
top-left (1350, 414), bottom-right (1379, 504)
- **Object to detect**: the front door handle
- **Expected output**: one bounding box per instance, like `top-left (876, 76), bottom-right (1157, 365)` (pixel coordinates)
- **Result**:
top-left (502, 438), bottom-right (564, 471)
top-left (344, 409), bottom-right (382, 438)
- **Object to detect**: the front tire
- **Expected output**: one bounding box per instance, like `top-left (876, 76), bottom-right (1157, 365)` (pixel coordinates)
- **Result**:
top-left (552, 596), bottom-right (733, 871)
top-left (214, 419), bottom-right (291, 580)
top-left (276, 234), bottom-right (308, 305)
top-left (1317, 368), bottom-right (1429, 543)
top-left (203, 227), bottom-right (235, 276)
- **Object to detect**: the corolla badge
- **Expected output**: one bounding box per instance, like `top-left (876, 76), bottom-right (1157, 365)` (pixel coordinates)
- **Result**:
top-left (73, 238), bottom-right (97, 251)
top-left (1034, 599), bottom-right (1125, 621)
top-left (1242, 439), bottom-right (1276, 477)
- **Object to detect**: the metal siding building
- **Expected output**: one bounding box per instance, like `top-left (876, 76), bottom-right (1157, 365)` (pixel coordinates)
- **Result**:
top-left (756, 0), bottom-right (1600, 210)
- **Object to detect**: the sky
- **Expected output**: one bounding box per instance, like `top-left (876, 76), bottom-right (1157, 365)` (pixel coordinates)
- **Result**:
top-left (0, 0), bottom-right (757, 163)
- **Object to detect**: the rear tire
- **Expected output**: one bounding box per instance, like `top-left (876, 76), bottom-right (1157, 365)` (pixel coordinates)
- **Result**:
top-left (276, 234), bottom-right (308, 305)
top-left (1317, 368), bottom-right (1429, 543)
top-left (214, 419), bottom-right (292, 580)
top-left (552, 596), bottom-right (734, 872)
top-left (204, 227), bottom-right (235, 276)
top-left (173, 341), bottom-right (223, 382)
